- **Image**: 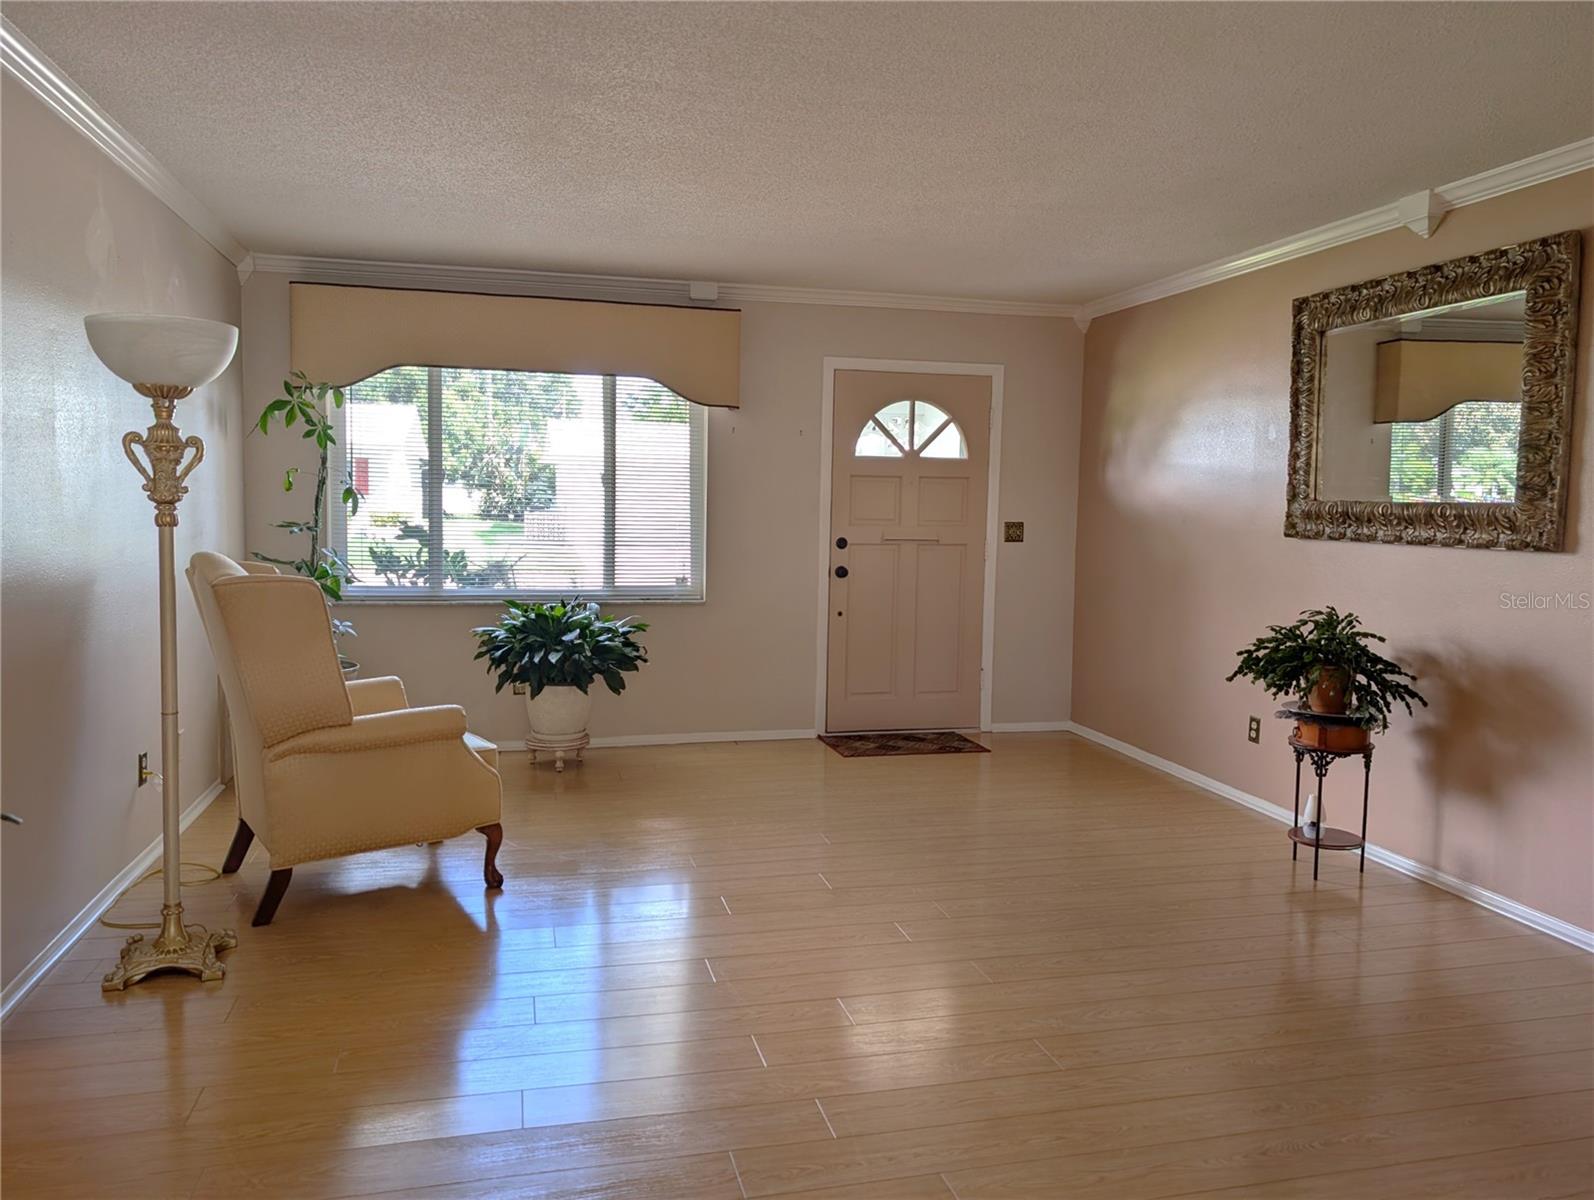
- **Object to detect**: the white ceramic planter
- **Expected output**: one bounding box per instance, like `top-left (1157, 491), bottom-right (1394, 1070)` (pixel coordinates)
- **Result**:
top-left (525, 685), bottom-right (592, 737)
top-left (524, 686), bottom-right (592, 773)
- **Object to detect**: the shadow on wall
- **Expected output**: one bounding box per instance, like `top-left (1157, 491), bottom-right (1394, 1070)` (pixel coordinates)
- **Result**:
top-left (1405, 644), bottom-right (1580, 887)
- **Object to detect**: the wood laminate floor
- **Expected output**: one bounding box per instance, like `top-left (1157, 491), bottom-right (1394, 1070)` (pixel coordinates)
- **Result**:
top-left (3, 732), bottom-right (1590, 1199)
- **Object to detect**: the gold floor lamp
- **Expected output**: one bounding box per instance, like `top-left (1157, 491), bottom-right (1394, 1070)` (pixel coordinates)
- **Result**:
top-left (86, 313), bottom-right (242, 991)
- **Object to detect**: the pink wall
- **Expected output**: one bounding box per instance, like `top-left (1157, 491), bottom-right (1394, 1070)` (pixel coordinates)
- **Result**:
top-left (1073, 171), bottom-right (1594, 931)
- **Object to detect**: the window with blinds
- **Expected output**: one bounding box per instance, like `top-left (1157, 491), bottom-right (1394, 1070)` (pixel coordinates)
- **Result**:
top-left (1388, 399), bottom-right (1521, 504)
top-left (331, 367), bottom-right (706, 601)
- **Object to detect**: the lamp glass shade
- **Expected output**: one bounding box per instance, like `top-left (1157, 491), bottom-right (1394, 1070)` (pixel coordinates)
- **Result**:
top-left (84, 313), bottom-right (239, 389)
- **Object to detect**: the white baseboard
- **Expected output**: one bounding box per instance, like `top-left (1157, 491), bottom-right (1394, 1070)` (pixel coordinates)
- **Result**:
top-left (494, 728), bottom-right (819, 750)
top-left (1064, 721), bottom-right (1295, 825)
top-left (489, 725), bottom-right (1075, 748)
top-left (1, 780), bottom-right (228, 1018)
top-left (1063, 721), bottom-right (1594, 954)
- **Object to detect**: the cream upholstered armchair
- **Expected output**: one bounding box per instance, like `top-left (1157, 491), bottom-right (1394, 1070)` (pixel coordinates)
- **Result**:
top-left (187, 552), bottom-right (503, 926)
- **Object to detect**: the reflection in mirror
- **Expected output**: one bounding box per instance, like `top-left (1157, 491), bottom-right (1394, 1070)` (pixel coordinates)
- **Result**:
top-left (1317, 291), bottom-right (1525, 504)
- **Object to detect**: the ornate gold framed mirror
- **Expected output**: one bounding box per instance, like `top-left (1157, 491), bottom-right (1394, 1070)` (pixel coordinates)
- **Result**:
top-left (1285, 230), bottom-right (1581, 550)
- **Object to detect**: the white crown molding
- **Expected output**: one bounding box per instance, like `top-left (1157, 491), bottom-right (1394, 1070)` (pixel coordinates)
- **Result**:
top-left (1441, 137), bottom-right (1594, 208)
top-left (1078, 204), bottom-right (1410, 319)
top-left (1080, 137), bottom-right (1594, 321)
top-left (0, 17), bottom-right (248, 268)
top-left (0, 780), bottom-right (227, 1018)
top-left (1397, 189), bottom-right (1447, 239)
top-left (721, 282), bottom-right (1072, 318)
top-left (246, 252), bottom-right (1077, 318)
top-left (1063, 722), bottom-right (1594, 953)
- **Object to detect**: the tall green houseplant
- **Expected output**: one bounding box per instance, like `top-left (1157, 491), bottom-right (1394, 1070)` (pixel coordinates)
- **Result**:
top-left (253, 372), bottom-right (362, 637)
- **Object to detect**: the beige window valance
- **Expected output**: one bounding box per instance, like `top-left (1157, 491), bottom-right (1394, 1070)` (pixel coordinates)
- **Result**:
top-left (1373, 339), bottom-right (1523, 424)
top-left (290, 283), bottom-right (741, 408)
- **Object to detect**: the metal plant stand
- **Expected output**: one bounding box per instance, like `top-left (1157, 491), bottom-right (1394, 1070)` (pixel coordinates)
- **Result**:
top-left (1278, 708), bottom-right (1375, 881)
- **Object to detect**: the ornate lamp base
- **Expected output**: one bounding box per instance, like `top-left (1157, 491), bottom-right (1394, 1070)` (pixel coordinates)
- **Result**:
top-left (101, 904), bottom-right (238, 991)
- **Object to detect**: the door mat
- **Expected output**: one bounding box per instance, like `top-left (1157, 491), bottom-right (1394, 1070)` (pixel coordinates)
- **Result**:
top-left (819, 731), bottom-right (990, 757)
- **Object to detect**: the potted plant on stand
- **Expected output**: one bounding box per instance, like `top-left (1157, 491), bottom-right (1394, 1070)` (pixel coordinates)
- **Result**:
top-left (1226, 606), bottom-right (1426, 750)
top-left (252, 372), bottom-right (363, 675)
top-left (472, 599), bottom-right (648, 771)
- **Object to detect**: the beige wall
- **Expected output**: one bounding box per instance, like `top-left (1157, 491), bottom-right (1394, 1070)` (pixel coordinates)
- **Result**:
top-left (241, 274), bottom-right (1082, 742)
top-left (1, 77), bottom-right (245, 988)
top-left (1073, 171), bottom-right (1594, 930)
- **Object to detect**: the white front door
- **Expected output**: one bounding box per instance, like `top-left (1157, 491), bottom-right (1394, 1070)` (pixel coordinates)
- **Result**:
top-left (826, 370), bottom-right (990, 732)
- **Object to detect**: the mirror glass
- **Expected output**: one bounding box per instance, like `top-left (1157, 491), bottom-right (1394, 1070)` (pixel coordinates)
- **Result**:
top-left (1316, 291), bottom-right (1525, 503)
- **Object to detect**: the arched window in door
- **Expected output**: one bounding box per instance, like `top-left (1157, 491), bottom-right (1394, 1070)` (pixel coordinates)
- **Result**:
top-left (853, 399), bottom-right (968, 459)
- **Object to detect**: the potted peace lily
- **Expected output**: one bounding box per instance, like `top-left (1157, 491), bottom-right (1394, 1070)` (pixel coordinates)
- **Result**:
top-left (472, 599), bottom-right (649, 743)
top-left (1226, 607), bottom-right (1426, 751)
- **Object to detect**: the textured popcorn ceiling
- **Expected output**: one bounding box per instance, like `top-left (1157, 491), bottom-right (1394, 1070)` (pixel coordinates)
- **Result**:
top-left (8, 1), bottom-right (1592, 304)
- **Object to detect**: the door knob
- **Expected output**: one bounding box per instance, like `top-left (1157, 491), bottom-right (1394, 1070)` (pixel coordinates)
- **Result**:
top-left (834, 565), bottom-right (849, 579)
top-left (835, 536), bottom-right (848, 550)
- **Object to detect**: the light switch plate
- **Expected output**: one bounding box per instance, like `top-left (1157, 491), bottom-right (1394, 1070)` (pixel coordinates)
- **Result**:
top-left (1003, 521), bottom-right (1024, 543)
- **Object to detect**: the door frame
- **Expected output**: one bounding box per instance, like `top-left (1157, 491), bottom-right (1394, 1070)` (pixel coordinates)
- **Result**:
top-left (815, 356), bottom-right (1004, 734)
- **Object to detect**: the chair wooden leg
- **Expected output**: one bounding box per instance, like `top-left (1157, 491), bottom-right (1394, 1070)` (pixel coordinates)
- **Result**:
top-left (478, 823), bottom-right (504, 889)
top-left (220, 819), bottom-right (255, 875)
top-left (252, 869), bottom-right (293, 926)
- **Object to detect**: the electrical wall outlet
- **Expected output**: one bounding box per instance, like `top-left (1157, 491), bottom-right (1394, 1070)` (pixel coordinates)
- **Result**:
top-left (511, 682), bottom-right (527, 696)
top-left (136, 751), bottom-right (150, 787)
top-left (1247, 716), bottom-right (1261, 744)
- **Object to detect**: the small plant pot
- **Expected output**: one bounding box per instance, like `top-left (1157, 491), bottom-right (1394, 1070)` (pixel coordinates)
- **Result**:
top-left (525, 686), bottom-right (592, 738)
top-left (339, 658), bottom-right (359, 681)
top-left (1307, 667), bottom-right (1351, 715)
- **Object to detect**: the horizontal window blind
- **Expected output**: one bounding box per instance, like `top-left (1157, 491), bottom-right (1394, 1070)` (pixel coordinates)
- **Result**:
top-left (334, 367), bottom-right (705, 601)
top-left (1389, 399), bottom-right (1521, 503)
